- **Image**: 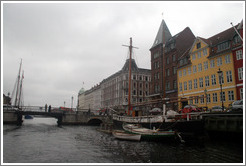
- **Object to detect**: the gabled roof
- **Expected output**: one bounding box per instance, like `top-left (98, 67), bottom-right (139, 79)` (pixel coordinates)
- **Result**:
top-left (122, 59), bottom-right (138, 72)
top-left (150, 19), bottom-right (172, 49)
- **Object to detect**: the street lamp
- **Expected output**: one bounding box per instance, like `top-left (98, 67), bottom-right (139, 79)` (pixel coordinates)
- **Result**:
top-left (217, 68), bottom-right (224, 111)
top-left (71, 96), bottom-right (74, 110)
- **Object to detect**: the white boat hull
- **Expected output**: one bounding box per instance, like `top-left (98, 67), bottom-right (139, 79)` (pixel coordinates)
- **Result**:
top-left (112, 130), bottom-right (141, 141)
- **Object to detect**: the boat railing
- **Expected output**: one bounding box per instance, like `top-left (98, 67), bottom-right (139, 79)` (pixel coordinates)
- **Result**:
top-left (113, 114), bottom-right (164, 123)
top-left (113, 112), bottom-right (202, 123)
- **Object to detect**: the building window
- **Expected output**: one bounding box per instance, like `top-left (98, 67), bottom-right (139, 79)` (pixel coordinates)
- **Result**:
top-left (233, 35), bottom-right (240, 44)
top-left (166, 69), bottom-right (170, 77)
top-left (166, 81), bottom-right (170, 90)
top-left (183, 69), bottom-right (186, 76)
top-left (220, 92), bottom-right (225, 102)
top-left (194, 97), bottom-right (198, 104)
top-left (228, 91), bottom-right (234, 101)
top-left (226, 70), bottom-right (233, 83)
top-left (205, 76), bottom-right (210, 87)
top-left (172, 54), bottom-right (176, 62)
top-left (184, 82), bottom-right (187, 91)
top-left (197, 42), bottom-right (201, 49)
top-left (203, 48), bottom-right (207, 56)
top-left (153, 52), bottom-right (159, 59)
top-left (173, 80), bottom-right (177, 89)
top-left (179, 83), bottom-right (182, 92)
top-left (210, 59), bottom-right (215, 68)
top-left (219, 72), bottom-right (224, 84)
top-left (213, 93), bottom-right (218, 103)
top-left (194, 79), bottom-right (198, 89)
top-left (217, 41), bottom-right (230, 52)
top-left (217, 57), bottom-right (222, 66)
top-left (240, 88), bottom-right (243, 99)
top-left (179, 70), bottom-right (182, 77)
top-left (192, 53), bottom-right (196, 60)
top-left (207, 94), bottom-right (211, 103)
top-left (225, 54), bottom-right (231, 64)
top-left (200, 95), bottom-right (204, 104)
top-left (238, 67), bottom-right (243, 80)
top-left (197, 52), bottom-right (201, 59)
top-left (199, 77), bottom-right (203, 88)
top-left (236, 50), bottom-right (243, 60)
top-left (204, 61), bottom-right (208, 70)
top-left (188, 80), bottom-right (192, 90)
top-left (198, 63), bottom-right (202, 72)
top-left (189, 99), bottom-right (193, 105)
top-left (188, 67), bottom-right (191, 75)
top-left (166, 57), bottom-right (169, 64)
top-left (211, 74), bottom-right (216, 85)
top-left (173, 67), bottom-right (177, 75)
top-left (193, 65), bottom-right (197, 73)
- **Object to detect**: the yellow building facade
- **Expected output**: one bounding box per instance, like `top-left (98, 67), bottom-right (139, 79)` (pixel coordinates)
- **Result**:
top-left (177, 36), bottom-right (237, 110)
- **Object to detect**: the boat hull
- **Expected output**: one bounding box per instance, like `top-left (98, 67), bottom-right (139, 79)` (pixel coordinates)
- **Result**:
top-left (112, 130), bottom-right (141, 141)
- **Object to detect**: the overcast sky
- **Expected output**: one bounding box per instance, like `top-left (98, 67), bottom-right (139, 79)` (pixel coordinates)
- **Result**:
top-left (2, 1), bottom-right (244, 107)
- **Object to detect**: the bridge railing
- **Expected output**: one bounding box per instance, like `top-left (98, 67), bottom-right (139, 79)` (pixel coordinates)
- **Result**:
top-left (20, 106), bottom-right (77, 113)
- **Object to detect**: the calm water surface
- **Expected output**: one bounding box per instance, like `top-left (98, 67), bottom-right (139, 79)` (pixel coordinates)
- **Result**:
top-left (3, 117), bottom-right (243, 163)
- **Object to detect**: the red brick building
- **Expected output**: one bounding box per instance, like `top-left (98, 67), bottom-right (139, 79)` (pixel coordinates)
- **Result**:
top-left (149, 19), bottom-right (195, 110)
top-left (232, 20), bottom-right (243, 100)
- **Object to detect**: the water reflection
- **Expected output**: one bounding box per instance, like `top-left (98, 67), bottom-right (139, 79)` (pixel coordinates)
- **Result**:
top-left (3, 117), bottom-right (243, 163)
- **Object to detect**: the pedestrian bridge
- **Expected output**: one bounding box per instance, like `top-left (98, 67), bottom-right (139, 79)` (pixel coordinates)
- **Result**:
top-left (3, 109), bottom-right (110, 126)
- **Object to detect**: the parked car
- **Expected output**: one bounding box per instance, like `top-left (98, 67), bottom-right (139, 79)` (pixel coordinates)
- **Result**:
top-left (211, 106), bottom-right (223, 112)
top-left (231, 100), bottom-right (243, 112)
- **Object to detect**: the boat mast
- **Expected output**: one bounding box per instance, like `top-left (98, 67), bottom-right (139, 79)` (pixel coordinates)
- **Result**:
top-left (18, 71), bottom-right (24, 108)
top-left (14, 59), bottom-right (22, 107)
top-left (123, 37), bottom-right (138, 115)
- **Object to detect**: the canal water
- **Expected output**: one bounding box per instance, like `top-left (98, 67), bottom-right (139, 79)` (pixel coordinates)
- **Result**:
top-left (3, 117), bottom-right (243, 163)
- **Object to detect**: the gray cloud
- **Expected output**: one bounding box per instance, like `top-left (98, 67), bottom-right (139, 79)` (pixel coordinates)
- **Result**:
top-left (2, 2), bottom-right (244, 107)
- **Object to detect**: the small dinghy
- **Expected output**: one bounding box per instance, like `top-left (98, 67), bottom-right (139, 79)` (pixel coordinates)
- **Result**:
top-left (112, 130), bottom-right (141, 141)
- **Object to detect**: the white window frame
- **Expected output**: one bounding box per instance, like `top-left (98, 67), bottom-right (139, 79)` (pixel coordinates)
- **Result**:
top-left (199, 77), bottom-right (203, 88)
top-left (207, 94), bottom-right (211, 103)
top-left (188, 80), bottom-right (192, 90)
top-left (217, 57), bottom-right (222, 66)
top-left (204, 61), bottom-right (208, 70)
top-left (184, 81), bottom-right (187, 91)
top-left (236, 50), bottom-right (243, 60)
top-left (198, 63), bottom-right (202, 72)
top-left (238, 67), bottom-right (243, 80)
top-left (228, 91), bottom-right (234, 101)
top-left (205, 76), bottom-right (210, 87)
top-left (211, 74), bottom-right (216, 85)
top-left (197, 52), bottom-right (201, 59)
top-left (203, 48), bottom-right (207, 56)
top-left (193, 65), bottom-right (197, 73)
top-left (225, 54), bottom-right (231, 64)
top-left (213, 93), bottom-right (218, 103)
top-left (226, 70), bottom-right (233, 83)
top-left (194, 79), bottom-right (198, 89)
top-left (210, 59), bottom-right (215, 68)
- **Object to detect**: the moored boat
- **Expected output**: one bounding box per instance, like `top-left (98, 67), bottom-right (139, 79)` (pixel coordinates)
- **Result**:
top-left (122, 123), bottom-right (176, 141)
top-left (24, 115), bottom-right (33, 119)
top-left (112, 130), bottom-right (141, 141)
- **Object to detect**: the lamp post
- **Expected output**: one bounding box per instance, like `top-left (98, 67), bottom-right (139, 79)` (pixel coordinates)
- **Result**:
top-left (217, 68), bottom-right (224, 111)
top-left (71, 96), bottom-right (74, 110)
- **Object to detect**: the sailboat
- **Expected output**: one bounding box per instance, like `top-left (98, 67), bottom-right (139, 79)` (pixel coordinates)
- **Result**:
top-left (11, 59), bottom-right (25, 111)
top-left (112, 38), bottom-right (165, 129)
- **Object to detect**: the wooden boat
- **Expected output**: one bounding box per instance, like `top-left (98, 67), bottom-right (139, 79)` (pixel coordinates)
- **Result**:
top-left (112, 130), bottom-right (141, 141)
top-left (122, 123), bottom-right (176, 141)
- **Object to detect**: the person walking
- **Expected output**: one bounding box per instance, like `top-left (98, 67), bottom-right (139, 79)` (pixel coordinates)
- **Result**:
top-left (45, 104), bottom-right (48, 112)
top-left (48, 105), bottom-right (51, 113)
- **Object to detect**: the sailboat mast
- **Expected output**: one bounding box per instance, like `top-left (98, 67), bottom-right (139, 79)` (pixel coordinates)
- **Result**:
top-left (18, 71), bottom-right (24, 108)
top-left (14, 59), bottom-right (22, 107)
top-left (128, 37), bottom-right (133, 115)
top-left (123, 38), bottom-right (138, 116)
